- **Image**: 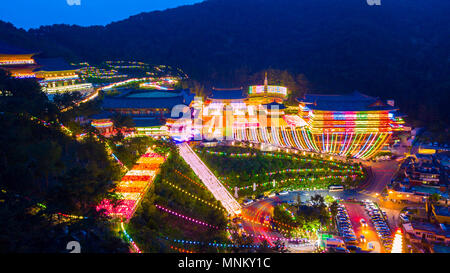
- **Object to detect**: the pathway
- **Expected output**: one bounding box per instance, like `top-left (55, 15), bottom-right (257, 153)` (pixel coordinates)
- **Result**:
top-left (178, 142), bottom-right (242, 216)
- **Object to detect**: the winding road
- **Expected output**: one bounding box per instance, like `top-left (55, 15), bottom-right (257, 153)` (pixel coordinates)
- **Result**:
top-left (180, 142), bottom-right (402, 252)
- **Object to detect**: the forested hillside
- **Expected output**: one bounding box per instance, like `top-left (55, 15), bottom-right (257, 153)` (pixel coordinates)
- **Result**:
top-left (0, 0), bottom-right (449, 129)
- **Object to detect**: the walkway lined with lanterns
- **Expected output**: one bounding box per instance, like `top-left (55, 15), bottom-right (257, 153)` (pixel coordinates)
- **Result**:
top-left (178, 142), bottom-right (242, 216)
top-left (96, 148), bottom-right (166, 220)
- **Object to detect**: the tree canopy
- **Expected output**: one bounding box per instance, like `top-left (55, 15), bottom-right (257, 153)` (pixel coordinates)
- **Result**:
top-left (0, 69), bottom-right (127, 252)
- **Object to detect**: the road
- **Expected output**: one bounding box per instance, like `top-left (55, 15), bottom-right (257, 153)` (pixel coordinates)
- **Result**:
top-left (242, 200), bottom-right (277, 246)
top-left (359, 159), bottom-right (404, 230)
top-left (361, 160), bottom-right (399, 194)
top-left (60, 87), bottom-right (99, 112)
top-left (343, 202), bottom-right (384, 253)
top-left (242, 198), bottom-right (315, 252)
top-left (236, 158), bottom-right (402, 252)
top-left (184, 142), bottom-right (402, 252)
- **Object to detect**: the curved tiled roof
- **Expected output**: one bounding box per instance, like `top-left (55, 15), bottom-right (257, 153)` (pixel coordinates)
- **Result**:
top-left (34, 58), bottom-right (78, 72)
top-left (103, 96), bottom-right (186, 109)
top-left (102, 89), bottom-right (194, 110)
top-left (133, 118), bottom-right (165, 127)
top-left (296, 91), bottom-right (397, 111)
top-left (208, 88), bottom-right (246, 100)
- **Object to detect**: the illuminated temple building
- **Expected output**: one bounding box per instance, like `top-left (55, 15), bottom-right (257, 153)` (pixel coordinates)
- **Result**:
top-left (91, 88), bottom-right (194, 136)
top-left (197, 84), bottom-right (405, 159)
top-left (0, 42), bottom-right (38, 78)
top-left (34, 58), bottom-right (93, 94)
top-left (0, 42), bottom-right (93, 94)
top-left (247, 72), bottom-right (288, 104)
top-left (198, 74), bottom-right (291, 140)
top-left (90, 71), bottom-right (404, 160)
top-left (295, 92), bottom-right (405, 159)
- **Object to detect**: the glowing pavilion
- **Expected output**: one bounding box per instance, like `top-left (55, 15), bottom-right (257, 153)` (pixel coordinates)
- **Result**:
top-left (197, 87), bottom-right (405, 159)
top-left (34, 58), bottom-right (93, 94)
top-left (0, 41), bottom-right (38, 78)
top-left (296, 92), bottom-right (405, 159)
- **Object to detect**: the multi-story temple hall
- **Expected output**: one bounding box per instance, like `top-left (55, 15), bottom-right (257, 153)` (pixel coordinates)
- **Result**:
top-left (194, 75), bottom-right (406, 159)
top-left (0, 41), bottom-right (39, 79)
top-left (85, 71), bottom-right (405, 160)
top-left (0, 42), bottom-right (93, 95)
top-left (295, 92), bottom-right (406, 159)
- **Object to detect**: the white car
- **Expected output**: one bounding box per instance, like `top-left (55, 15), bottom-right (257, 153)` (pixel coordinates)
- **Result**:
top-left (279, 191), bottom-right (289, 195)
top-left (243, 199), bottom-right (254, 206)
top-left (399, 214), bottom-right (409, 222)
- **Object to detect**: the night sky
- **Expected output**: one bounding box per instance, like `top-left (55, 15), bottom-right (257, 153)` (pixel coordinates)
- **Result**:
top-left (0, 0), bottom-right (204, 30)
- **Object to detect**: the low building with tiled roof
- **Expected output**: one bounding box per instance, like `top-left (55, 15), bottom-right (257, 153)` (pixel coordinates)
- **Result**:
top-left (0, 41), bottom-right (39, 78)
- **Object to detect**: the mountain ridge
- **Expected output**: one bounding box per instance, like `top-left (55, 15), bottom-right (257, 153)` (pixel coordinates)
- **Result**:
top-left (0, 0), bottom-right (449, 126)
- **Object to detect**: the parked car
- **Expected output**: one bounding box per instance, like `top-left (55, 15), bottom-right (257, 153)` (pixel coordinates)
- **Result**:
top-left (360, 219), bottom-right (367, 228)
top-left (360, 235), bottom-right (366, 243)
top-left (347, 245), bottom-right (361, 251)
top-left (334, 247), bottom-right (350, 253)
top-left (399, 214), bottom-right (409, 222)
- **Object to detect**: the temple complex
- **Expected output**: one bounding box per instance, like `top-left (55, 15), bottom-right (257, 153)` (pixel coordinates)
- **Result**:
top-left (0, 42), bottom-right (38, 78)
top-left (34, 58), bottom-right (93, 94)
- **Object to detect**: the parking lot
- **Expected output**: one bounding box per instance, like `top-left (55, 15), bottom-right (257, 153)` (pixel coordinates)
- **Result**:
top-left (361, 200), bottom-right (393, 252)
top-left (336, 203), bottom-right (358, 252)
top-left (337, 200), bottom-right (393, 253)
top-left (342, 201), bottom-right (381, 252)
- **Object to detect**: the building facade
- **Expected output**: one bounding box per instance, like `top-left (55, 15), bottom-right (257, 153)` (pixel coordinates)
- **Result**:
top-left (197, 88), bottom-right (405, 159)
top-left (296, 92), bottom-right (406, 159)
top-left (0, 42), bottom-right (38, 78)
top-left (34, 58), bottom-right (93, 94)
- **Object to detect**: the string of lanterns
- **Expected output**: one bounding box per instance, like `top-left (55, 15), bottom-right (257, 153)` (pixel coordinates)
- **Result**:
top-left (239, 215), bottom-right (292, 233)
top-left (174, 169), bottom-right (207, 190)
top-left (162, 180), bottom-right (226, 212)
top-left (226, 229), bottom-right (308, 242)
top-left (280, 204), bottom-right (296, 220)
top-left (226, 175), bottom-right (355, 191)
top-left (153, 203), bottom-right (306, 240)
top-left (197, 149), bottom-right (359, 169)
top-left (154, 204), bottom-right (220, 229)
top-left (170, 245), bottom-right (195, 253)
top-left (219, 168), bottom-right (362, 182)
top-left (121, 220), bottom-right (142, 253)
top-left (168, 237), bottom-right (262, 249)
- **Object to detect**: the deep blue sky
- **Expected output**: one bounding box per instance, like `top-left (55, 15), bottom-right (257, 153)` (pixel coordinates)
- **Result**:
top-left (0, 0), bottom-right (204, 30)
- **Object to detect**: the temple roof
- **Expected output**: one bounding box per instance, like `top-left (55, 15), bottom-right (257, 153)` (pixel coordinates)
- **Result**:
top-left (208, 88), bottom-right (246, 100)
top-left (90, 112), bottom-right (113, 120)
top-left (296, 91), bottom-right (397, 111)
top-left (102, 89), bottom-right (194, 110)
top-left (103, 96), bottom-right (187, 109)
top-left (35, 58), bottom-right (78, 72)
top-left (133, 118), bottom-right (165, 127)
top-left (0, 41), bottom-right (36, 55)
